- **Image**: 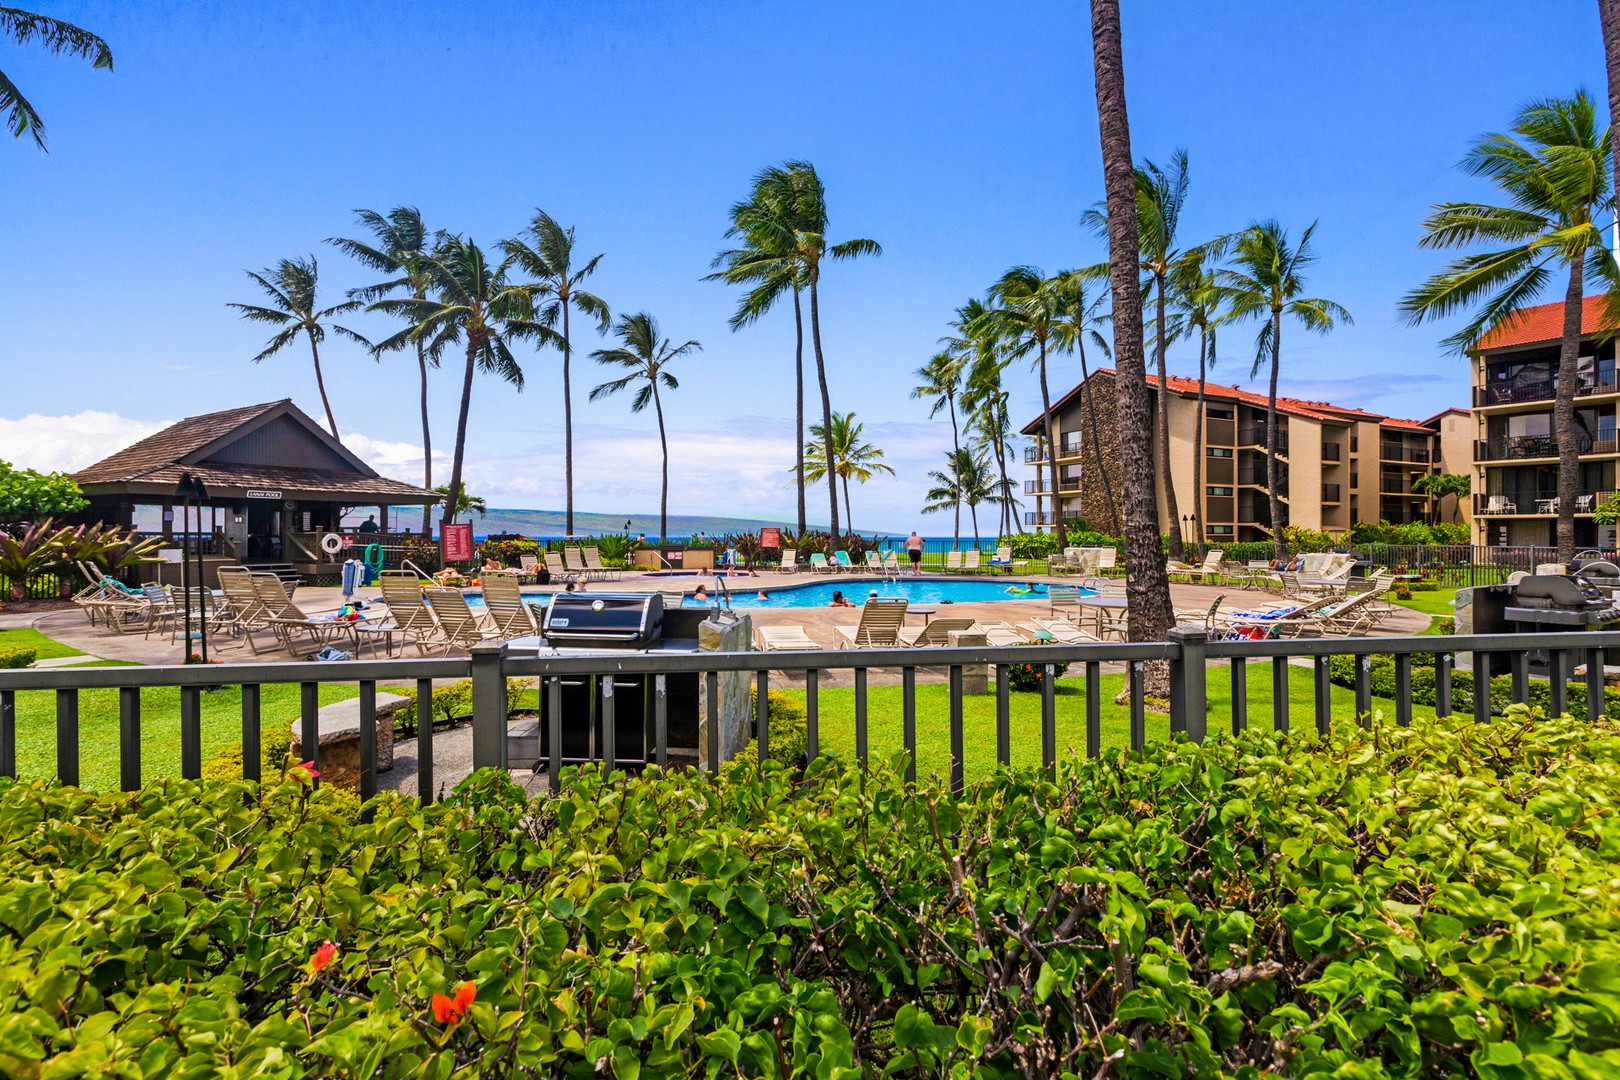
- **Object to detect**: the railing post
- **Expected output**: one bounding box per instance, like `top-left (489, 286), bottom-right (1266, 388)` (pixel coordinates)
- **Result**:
top-left (1168, 628), bottom-right (1207, 743)
top-left (0, 690), bottom-right (13, 780)
top-left (56, 688), bottom-right (78, 787)
top-left (470, 641), bottom-right (508, 771)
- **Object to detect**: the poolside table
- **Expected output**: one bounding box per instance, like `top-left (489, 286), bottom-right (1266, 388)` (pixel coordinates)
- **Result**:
top-left (908, 607), bottom-right (937, 625)
top-left (1074, 595), bottom-right (1128, 638)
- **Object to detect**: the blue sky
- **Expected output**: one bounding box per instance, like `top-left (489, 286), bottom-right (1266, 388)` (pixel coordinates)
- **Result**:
top-left (0, 1), bottom-right (1607, 533)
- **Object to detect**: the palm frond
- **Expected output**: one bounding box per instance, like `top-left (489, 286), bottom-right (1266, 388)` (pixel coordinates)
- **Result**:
top-left (0, 66), bottom-right (44, 148)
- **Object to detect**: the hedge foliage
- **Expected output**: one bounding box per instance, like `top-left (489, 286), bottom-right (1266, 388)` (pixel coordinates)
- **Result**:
top-left (3, 709), bottom-right (1620, 1077)
top-left (1328, 653), bottom-right (1620, 720)
top-left (0, 646), bottom-right (35, 669)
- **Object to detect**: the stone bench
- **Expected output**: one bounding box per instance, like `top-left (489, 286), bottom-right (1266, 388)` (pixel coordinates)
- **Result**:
top-left (289, 692), bottom-right (408, 791)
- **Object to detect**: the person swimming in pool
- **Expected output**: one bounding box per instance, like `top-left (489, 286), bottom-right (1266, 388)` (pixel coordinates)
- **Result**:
top-left (693, 584), bottom-right (709, 602)
top-left (828, 590), bottom-right (855, 608)
top-left (756, 590), bottom-right (769, 600)
top-left (1005, 583), bottom-right (1035, 595)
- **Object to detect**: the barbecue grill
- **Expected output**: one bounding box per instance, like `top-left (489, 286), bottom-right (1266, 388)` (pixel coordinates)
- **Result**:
top-left (1466, 574), bottom-right (1620, 678)
top-left (542, 592), bottom-right (664, 648)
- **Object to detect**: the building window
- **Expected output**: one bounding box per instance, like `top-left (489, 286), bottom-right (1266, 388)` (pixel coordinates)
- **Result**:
top-left (1207, 524), bottom-right (1234, 535)
top-left (1208, 447), bottom-right (1233, 458)
top-left (1350, 434), bottom-right (1359, 453)
top-left (1350, 468), bottom-right (1358, 489)
top-left (1206, 486), bottom-right (1233, 496)
top-left (1207, 407), bottom-right (1234, 420)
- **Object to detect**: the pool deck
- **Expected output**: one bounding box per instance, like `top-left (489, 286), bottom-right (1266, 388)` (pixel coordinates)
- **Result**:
top-left (6, 568), bottom-right (1433, 669)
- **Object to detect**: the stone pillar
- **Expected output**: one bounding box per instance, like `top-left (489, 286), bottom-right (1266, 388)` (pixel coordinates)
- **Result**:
top-left (698, 611), bottom-right (753, 769)
top-left (949, 629), bottom-right (989, 694)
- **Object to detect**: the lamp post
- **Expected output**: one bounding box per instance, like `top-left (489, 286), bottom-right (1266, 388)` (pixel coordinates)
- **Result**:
top-left (1182, 514), bottom-right (1196, 556)
top-left (176, 473), bottom-right (211, 662)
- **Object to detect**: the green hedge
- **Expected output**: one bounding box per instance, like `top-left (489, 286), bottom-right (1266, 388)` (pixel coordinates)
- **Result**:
top-left (1328, 652), bottom-right (1620, 719)
top-left (0, 646), bottom-right (35, 669)
top-left (5, 711), bottom-right (1620, 1076)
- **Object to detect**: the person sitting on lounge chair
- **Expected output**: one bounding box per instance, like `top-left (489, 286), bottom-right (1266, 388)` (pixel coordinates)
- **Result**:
top-left (483, 556), bottom-right (505, 574)
top-left (829, 590), bottom-right (854, 608)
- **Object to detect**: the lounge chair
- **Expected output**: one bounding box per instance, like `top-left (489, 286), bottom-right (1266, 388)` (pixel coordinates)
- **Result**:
top-left (755, 624), bottom-right (822, 651)
top-left (832, 598), bottom-right (909, 647)
top-left (943, 550), bottom-right (963, 573)
top-left (545, 552), bottom-right (579, 584)
top-left (808, 553), bottom-right (834, 574)
top-left (564, 546), bottom-right (599, 582)
top-left (658, 589), bottom-right (688, 608)
top-left (582, 548), bottom-right (621, 581)
top-left (1221, 594), bottom-right (1342, 639)
top-left (256, 575), bottom-right (359, 654)
top-left (1187, 548), bottom-right (1223, 583)
top-left (1017, 617), bottom-right (1101, 644)
top-left (882, 551), bottom-right (902, 576)
top-left (898, 617), bottom-right (976, 647)
top-left (832, 550), bottom-right (856, 573)
top-left (420, 586), bottom-right (502, 654)
top-left (1317, 588), bottom-right (1385, 636)
top-left (519, 554), bottom-right (540, 582)
top-left (975, 621), bottom-right (1032, 646)
top-left (481, 573), bottom-right (539, 637)
top-left (864, 551), bottom-right (885, 574)
top-left (378, 571), bottom-right (437, 653)
top-left (778, 549), bottom-right (798, 573)
top-left (1094, 548), bottom-right (1118, 576)
top-left (962, 550), bottom-right (982, 574)
top-left (1173, 594), bottom-right (1227, 638)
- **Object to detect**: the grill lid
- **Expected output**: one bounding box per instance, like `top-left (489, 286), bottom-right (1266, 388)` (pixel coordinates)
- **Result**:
top-left (1513, 574), bottom-right (1609, 610)
top-left (543, 592), bottom-right (664, 646)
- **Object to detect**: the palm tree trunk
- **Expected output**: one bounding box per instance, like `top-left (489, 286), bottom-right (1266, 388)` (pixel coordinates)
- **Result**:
top-left (808, 271), bottom-right (841, 537)
top-left (1155, 277), bottom-right (1183, 560)
top-left (1266, 309), bottom-right (1285, 563)
top-left (562, 301), bottom-right (574, 538)
top-left (418, 338), bottom-right (433, 536)
top-left (1603, 1), bottom-right (1620, 255)
top-left (793, 284), bottom-right (807, 535)
top-left (948, 393), bottom-right (962, 545)
top-left (307, 330), bottom-right (339, 438)
top-left (1038, 339), bottom-right (1065, 547)
top-left (443, 339), bottom-right (479, 529)
top-left (654, 383), bottom-right (669, 545)
top-left (842, 473), bottom-right (854, 536)
top-left (1192, 328), bottom-right (1206, 547)
top-left (1078, 336), bottom-right (1121, 533)
top-left (1555, 252), bottom-right (1586, 562)
top-left (970, 500), bottom-right (981, 549)
top-left (1090, 0), bottom-right (1175, 655)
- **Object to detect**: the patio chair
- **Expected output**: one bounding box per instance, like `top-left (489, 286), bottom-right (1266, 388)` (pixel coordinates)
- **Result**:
top-left (882, 551), bottom-right (902, 576)
top-left (864, 551), bottom-right (885, 574)
top-left (943, 550), bottom-right (963, 573)
top-left (832, 550), bottom-right (856, 573)
top-left (1484, 495), bottom-right (1516, 514)
top-left (1173, 594), bottom-right (1227, 639)
top-left (962, 549), bottom-right (982, 574)
top-left (658, 589), bottom-right (688, 608)
top-left (1094, 548), bottom-right (1118, 576)
top-left (778, 548), bottom-right (798, 573)
top-left (898, 617), bottom-right (976, 647)
top-left (755, 624), bottom-right (822, 651)
top-left (519, 554), bottom-right (540, 582)
top-left (582, 548), bottom-right (621, 581)
top-left (545, 552), bottom-right (579, 584)
top-left (378, 571), bottom-right (437, 653)
top-left (564, 546), bottom-right (599, 581)
top-left (1048, 584), bottom-right (1086, 621)
top-left (213, 567), bottom-right (281, 653)
top-left (420, 586), bottom-right (502, 654)
top-left (975, 620), bottom-right (1032, 646)
top-left (832, 598), bottom-right (909, 647)
top-left (1188, 548), bottom-right (1224, 583)
top-left (1017, 617), bottom-right (1100, 644)
top-left (481, 573), bottom-right (539, 637)
top-left (1093, 605), bottom-right (1129, 641)
top-left (808, 553), bottom-right (834, 574)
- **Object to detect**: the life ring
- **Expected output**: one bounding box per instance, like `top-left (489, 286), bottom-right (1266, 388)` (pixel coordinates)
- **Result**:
top-left (319, 533), bottom-right (344, 555)
top-left (363, 543), bottom-right (384, 571)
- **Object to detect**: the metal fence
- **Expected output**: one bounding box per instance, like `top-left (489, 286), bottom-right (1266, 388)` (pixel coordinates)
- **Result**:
top-left (3, 629), bottom-right (1617, 801)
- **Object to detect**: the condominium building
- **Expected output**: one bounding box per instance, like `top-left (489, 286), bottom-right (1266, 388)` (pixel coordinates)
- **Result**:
top-left (1019, 370), bottom-right (1468, 542)
top-left (1470, 295), bottom-right (1619, 548)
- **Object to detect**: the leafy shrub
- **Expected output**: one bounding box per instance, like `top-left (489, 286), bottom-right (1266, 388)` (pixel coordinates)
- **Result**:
top-left (0, 646), bottom-right (34, 668)
top-left (1002, 531), bottom-right (1059, 560)
top-left (0, 459), bottom-right (87, 522)
top-left (1327, 650), bottom-right (1620, 718)
top-left (7, 711), bottom-right (1620, 1075)
top-left (1348, 519), bottom-right (1471, 546)
top-left (1436, 616), bottom-right (1455, 634)
top-left (1393, 584), bottom-right (1413, 600)
top-left (475, 537), bottom-right (541, 568)
top-left (744, 687), bottom-right (808, 765)
top-left (1277, 524), bottom-right (1334, 551)
top-left (1002, 645), bottom-right (1071, 690)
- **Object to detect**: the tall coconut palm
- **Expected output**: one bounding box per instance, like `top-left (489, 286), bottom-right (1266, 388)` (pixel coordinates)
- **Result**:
top-left (707, 161), bottom-right (880, 536)
top-left (912, 351), bottom-right (965, 542)
top-left (1218, 221), bottom-right (1351, 561)
top-left (943, 299), bottom-right (1014, 538)
top-left (328, 206), bottom-right (442, 533)
top-left (707, 190), bottom-right (809, 532)
top-left (1604, 3), bottom-right (1620, 237)
top-left (1052, 265), bottom-right (1121, 534)
top-left (969, 388), bottom-right (1021, 538)
top-left (502, 211), bottom-right (611, 538)
top-left (1089, 0), bottom-right (1175, 650)
top-left (589, 312), bottom-right (699, 543)
top-left (372, 236), bottom-right (547, 527)
top-left (922, 448), bottom-right (997, 549)
top-left (803, 412), bottom-right (894, 537)
top-left (1401, 92), bottom-right (1616, 562)
top-left (1, 7), bottom-right (111, 151)
top-left (983, 267), bottom-right (1068, 545)
top-left (228, 257), bottom-right (368, 439)
top-left (1171, 253), bottom-right (1225, 545)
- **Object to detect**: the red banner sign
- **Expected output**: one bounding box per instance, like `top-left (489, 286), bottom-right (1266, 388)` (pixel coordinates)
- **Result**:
top-left (760, 527), bottom-right (781, 549)
top-left (441, 523), bottom-right (474, 563)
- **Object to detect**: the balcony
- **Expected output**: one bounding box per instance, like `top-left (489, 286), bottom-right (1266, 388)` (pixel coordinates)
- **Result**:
top-left (1475, 435), bottom-right (1620, 461)
top-left (1381, 476), bottom-right (1429, 495)
top-left (1474, 376), bottom-right (1620, 407)
top-left (1380, 445), bottom-right (1431, 463)
top-left (1024, 511), bottom-right (1089, 527)
top-left (1024, 478), bottom-right (1080, 494)
top-left (1237, 427), bottom-right (1289, 453)
top-left (1473, 491), bottom-right (1616, 515)
top-left (1023, 440), bottom-right (1085, 463)
top-left (1323, 483), bottom-right (1341, 503)
top-left (1236, 467), bottom-right (1286, 496)
top-left (1321, 442), bottom-right (1341, 462)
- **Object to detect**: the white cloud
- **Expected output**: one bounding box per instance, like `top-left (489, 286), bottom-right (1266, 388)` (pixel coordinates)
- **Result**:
top-left (0, 411), bottom-right (172, 472)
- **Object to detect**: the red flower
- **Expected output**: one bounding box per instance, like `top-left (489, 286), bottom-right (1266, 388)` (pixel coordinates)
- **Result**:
top-left (289, 761), bottom-right (321, 783)
top-left (432, 981), bottom-right (477, 1024)
top-left (309, 941), bottom-right (337, 974)
top-left (453, 981), bottom-right (476, 1013)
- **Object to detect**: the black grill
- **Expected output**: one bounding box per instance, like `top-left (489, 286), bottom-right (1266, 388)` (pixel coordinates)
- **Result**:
top-left (542, 592), bottom-right (664, 649)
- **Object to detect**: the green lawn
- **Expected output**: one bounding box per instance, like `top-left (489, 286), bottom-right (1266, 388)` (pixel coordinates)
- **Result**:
top-left (782, 662), bottom-right (1442, 781)
top-left (1390, 586), bottom-right (1457, 620)
top-left (0, 627), bottom-right (85, 660)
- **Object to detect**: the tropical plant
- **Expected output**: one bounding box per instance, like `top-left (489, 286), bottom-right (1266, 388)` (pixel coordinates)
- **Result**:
top-left (949, 300), bottom-right (1017, 540)
top-left (502, 211), bottom-right (610, 538)
top-left (0, 517), bottom-right (69, 599)
top-left (968, 387), bottom-right (1022, 540)
top-left (372, 236), bottom-right (544, 526)
top-left (227, 257), bottom-right (369, 439)
top-left (1088, 0), bottom-right (1176, 654)
top-left (1171, 252), bottom-right (1226, 544)
top-left (0, 459), bottom-right (85, 522)
top-left (1411, 472), bottom-right (1472, 523)
top-left (921, 447), bottom-right (997, 549)
top-left (432, 485), bottom-right (486, 519)
top-left (706, 161), bottom-right (880, 538)
top-left (1, 7), bottom-right (111, 151)
top-left (912, 351), bottom-right (965, 543)
top-left (802, 412), bottom-right (893, 538)
top-left (1217, 221), bottom-right (1351, 561)
top-left (589, 312), bottom-right (699, 543)
top-left (329, 206), bottom-right (443, 534)
top-left (1052, 266), bottom-right (1120, 534)
top-left (1400, 92), bottom-right (1616, 562)
top-left (1083, 149), bottom-right (1201, 557)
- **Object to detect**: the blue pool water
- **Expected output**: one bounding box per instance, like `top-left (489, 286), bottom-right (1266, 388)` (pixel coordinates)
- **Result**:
top-left (459, 579), bottom-right (1080, 610)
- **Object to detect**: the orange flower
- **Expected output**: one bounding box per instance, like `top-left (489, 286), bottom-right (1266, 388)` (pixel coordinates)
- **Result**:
top-left (452, 981), bottom-right (476, 1013)
top-left (431, 981), bottom-right (477, 1024)
top-left (431, 993), bottom-right (456, 1023)
top-left (309, 941), bottom-right (337, 974)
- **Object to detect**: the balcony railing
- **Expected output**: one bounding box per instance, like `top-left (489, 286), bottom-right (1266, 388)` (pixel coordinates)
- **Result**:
top-left (1474, 376), bottom-right (1620, 407)
top-left (1023, 511), bottom-right (1088, 526)
top-left (1473, 490), bottom-right (1618, 515)
top-left (1476, 435), bottom-right (1620, 461)
top-left (1321, 442), bottom-right (1341, 462)
top-left (1236, 468), bottom-right (1286, 495)
top-left (1237, 427), bottom-right (1289, 453)
top-left (1023, 478), bottom-right (1080, 494)
top-left (1322, 483), bottom-right (1341, 502)
top-left (1380, 445), bottom-right (1431, 463)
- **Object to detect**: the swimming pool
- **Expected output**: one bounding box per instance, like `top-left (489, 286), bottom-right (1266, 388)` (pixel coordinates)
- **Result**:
top-left (456, 579), bottom-right (1081, 611)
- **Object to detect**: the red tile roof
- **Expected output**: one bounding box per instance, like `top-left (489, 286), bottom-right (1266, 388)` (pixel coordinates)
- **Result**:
top-left (1473, 294), bottom-right (1618, 351)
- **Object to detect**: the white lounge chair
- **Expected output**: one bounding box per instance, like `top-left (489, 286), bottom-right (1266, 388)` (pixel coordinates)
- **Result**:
top-left (755, 624), bottom-right (822, 651)
top-left (833, 598), bottom-right (909, 647)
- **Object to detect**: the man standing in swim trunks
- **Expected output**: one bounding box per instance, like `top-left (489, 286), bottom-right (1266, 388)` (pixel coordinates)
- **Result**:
top-left (906, 531), bottom-right (924, 575)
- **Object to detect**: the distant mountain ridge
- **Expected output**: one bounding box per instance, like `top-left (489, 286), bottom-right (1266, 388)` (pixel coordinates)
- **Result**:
top-left (396, 507), bottom-right (881, 539)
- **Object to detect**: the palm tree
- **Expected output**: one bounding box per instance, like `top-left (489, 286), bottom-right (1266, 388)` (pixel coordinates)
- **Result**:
top-left (945, 300), bottom-right (1014, 539)
top-left (912, 351), bottom-right (965, 542)
top-left (329, 206), bottom-right (442, 533)
top-left (432, 485), bottom-right (487, 519)
top-left (227, 257), bottom-right (368, 439)
top-left (1171, 254), bottom-right (1225, 545)
top-left (803, 412), bottom-right (894, 537)
top-left (1082, 150), bottom-right (1196, 557)
top-left (707, 187), bottom-right (809, 533)
top-left (983, 267), bottom-right (1067, 545)
top-left (968, 389), bottom-right (1021, 539)
top-left (1089, 0), bottom-right (1176, 650)
top-left (707, 161), bottom-right (880, 536)
top-left (1218, 221), bottom-right (1351, 561)
top-left (372, 236), bottom-right (546, 527)
top-left (1, 8), bottom-right (111, 151)
top-left (589, 312), bottom-right (699, 543)
top-left (922, 448), bottom-right (997, 549)
top-left (1604, 2), bottom-right (1620, 237)
top-left (1400, 92), bottom-right (1617, 562)
top-left (502, 211), bottom-right (611, 538)
top-left (1052, 265), bottom-right (1121, 534)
